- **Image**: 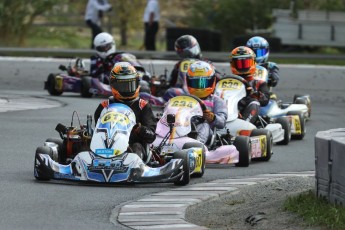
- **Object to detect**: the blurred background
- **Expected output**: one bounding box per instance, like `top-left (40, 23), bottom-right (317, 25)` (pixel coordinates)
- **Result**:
top-left (1, 0), bottom-right (345, 54)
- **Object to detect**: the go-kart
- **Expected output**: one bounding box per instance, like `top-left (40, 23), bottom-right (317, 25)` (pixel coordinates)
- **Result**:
top-left (254, 65), bottom-right (310, 140)
top-left (214, 75), bottom-right (287, 145)
top-left (152, 95), bottom-right (272, 167)
top-left (140, 58), bottom-right (197, 107)
top-left (34, 103), bottom-right (196, 185)
top-left (44, 53), bottom-right (151, 98)
top-left (44, 58), bottom-right (90, 96)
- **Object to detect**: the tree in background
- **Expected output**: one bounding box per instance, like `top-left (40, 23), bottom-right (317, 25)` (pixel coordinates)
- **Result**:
top-left (0, 0), bottom-right (57, 46)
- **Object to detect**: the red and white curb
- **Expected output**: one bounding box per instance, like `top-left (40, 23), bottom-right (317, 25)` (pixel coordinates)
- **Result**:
top-left (115, 171), bottom-right (314, 230)
top-left (0, 95), bottom-right (61, 112)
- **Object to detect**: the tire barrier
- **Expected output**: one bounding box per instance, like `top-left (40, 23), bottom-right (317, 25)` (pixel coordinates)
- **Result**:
top-left (315, 128), bottom-right (345, 207)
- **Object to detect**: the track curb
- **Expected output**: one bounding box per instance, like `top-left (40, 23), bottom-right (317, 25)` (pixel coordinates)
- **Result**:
top-left (115, 171), bottom-right (314, 230)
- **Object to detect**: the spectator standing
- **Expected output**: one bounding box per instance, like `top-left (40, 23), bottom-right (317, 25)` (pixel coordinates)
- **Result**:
top-left (143, 0), bottom-right (160, 50)
top-left (85, 0), bottom-right (112, 48)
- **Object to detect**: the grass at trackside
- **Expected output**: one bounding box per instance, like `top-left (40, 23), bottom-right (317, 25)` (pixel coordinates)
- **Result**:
top-left (283, 190), bottom-right (345, 229)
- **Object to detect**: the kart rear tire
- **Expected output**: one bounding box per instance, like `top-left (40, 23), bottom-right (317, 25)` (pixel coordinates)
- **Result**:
top-left (173, 150), bottom-right (190, 186)
top-left (293, 94), bottom-right (311, 118)
top-left (45, 138), bottom-right (66, 163)
top-left (234, 136), bottom-right (251, 167)
top-left (250, 129), bottom-right (273, 161)
top-left (275, 117), bottom-right (291, 145)
top-left (80, 76), bottom-right (93, 98)
top-left (182, 142), bottom-right (205, 178)
top-left (34, 146), bottom-right (53, 181)
top-left (46, 74), bottom-right (63, 96)
top-left (287, 111), bottom-right (306, 140)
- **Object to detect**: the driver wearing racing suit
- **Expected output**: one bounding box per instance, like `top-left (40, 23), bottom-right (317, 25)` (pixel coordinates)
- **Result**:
top-left (161, 35), bottom-right (222, 101)
top-left (94, 62), bottom-right (156, 160)
top-left (186, 60), bottom-right (228, 144)
top-left (246, 36), bottom-right (280, 95)
top-left (230, 46), bottom-right (270, 124)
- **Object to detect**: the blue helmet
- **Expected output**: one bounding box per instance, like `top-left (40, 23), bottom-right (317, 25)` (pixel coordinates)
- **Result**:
top-left (246, 36), bottom-right (269, 64)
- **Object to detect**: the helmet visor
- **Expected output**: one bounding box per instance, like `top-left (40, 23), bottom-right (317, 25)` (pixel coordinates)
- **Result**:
top-left (110, 77), bottom-right (138, 95)
top-left (96, 42), bottom-right (113, 52)
top-left (232, 58), bottom-right (255, 72)
top-left (187, 76), bottom-right (214, 89)
top-left (253, 48), bottom-right (268, 58)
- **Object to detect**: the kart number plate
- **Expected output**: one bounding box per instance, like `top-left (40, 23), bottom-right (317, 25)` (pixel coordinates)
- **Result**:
top-left (179, 60), bottom-right (194, 73)
top-left (217, 79), bottom-right (242, 90)
top-left (169, 96), bottom-right (198, 108)
top-left (101, 111), bottom-right (130, 125)
top-left (254, 67), bottom-right (268, 82)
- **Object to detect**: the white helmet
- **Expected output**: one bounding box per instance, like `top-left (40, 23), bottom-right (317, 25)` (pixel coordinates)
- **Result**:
top-left (93, 32), bottom-right (116, 59)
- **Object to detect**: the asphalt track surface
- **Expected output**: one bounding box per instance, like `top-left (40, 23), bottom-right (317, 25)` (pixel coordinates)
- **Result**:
top-left (0, 57), bottom-right (345, 229)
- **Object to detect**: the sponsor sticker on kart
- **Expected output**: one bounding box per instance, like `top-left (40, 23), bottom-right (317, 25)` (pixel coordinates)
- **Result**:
top-left (55, 75), bottom-right (63, 91)
top-left (250, 136), bottom-right (267, 158)
top-left (161, 143), bottom-right (179, 155)
top-left (216, 79), bottom-right (242, 90)
top-left (289, 115), bottom-right (301, 135)
top-left (189, 147), bottom-right (203, 173)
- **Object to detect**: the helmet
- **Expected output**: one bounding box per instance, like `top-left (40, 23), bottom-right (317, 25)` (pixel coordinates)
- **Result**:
top-left (109, 62), bottom-right (140, 101)
top-left (186, 61), bottom-right (216, 99)
top-left (246, 36), bottom-right (269, 64)
top-left (230, 46), bottom-right (256, 78)
top-left (93, 32), bottom-right (116, 59)
top-left (174, 35), bottom-right (201, 59)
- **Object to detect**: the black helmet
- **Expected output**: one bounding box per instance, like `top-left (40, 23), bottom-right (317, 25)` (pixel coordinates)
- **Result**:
top-left (174, 35), bottom-right (201, 59)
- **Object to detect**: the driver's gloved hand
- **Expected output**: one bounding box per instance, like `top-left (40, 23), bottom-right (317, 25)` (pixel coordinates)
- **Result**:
top-left (133, 123), bottom-right (142, 135)
top-left (203, 109), bottom-right (215, 123)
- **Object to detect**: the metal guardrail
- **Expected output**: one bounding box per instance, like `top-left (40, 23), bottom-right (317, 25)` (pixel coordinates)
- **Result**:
top-left (1, 47), bottom-right (345, 62)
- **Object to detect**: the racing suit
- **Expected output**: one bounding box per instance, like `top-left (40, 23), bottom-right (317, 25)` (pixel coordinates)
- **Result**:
top-left (90, 52), bottom-right (126, 84)
top-left (238, 77), bottom-right (270, 124)
top-left (94, 96), bottom-right (157, 160)
top-left (195, 95), bottom-right (228, 144)
top-left (259, 62), bottom-right (279, 88)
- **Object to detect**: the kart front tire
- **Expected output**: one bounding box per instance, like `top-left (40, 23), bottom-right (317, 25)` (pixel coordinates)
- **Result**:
top-left (293, 94), bottom-right (311, 118)
top-left (80, 76), bottom-right (93, 98)
top-left (275, 117), bottom-right (291, 145)
top-left (173, 150), bottom-right (190, 186)
top-left (234, 136), bottom-right (251, 167)
top-left (45, 138), bottom-right (66, 164)
top-left (287, 111), bottom-right (306, 140)
top-left (46, 74), bottom-right (63, 96)
top-left (34, 146), bottom-right (53, 181)
top-left (251, 129), bottom-right (273, 161)
top-left (182, 142), bottom-right (205, 178)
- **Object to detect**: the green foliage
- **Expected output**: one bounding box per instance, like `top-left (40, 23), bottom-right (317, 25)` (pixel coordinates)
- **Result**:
top-left (0, 0), bottom-right (59, 46)
top-left (284, 190), bottom-right (345, 229)
top-left (185, 0), bottom-right (292, 50)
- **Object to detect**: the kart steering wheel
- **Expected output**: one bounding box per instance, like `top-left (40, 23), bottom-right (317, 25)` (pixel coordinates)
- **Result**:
top-left (185, 94), bottom-right (207, 112)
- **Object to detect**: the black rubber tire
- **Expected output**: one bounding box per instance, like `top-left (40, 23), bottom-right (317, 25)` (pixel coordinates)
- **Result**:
top-left (46, 74), bottom-right (63, 96)
top-left (293, 94), bottom-right (311, 118)
top-left (34, 146), bottom-right (52, 181)
top-left (173, 150), bottom-right (190, 186)
top-left (182, 142), bottom-right (205, 178)
top-left (234, 136), bottom-right (251, 167)
top-left (80, 76), bottom-right (93, 98)
top-left (45, 138), bottom-right (66, 163)
top-left (287, 110), bottom-right (306, 140)
top-left (250, 129), bottom-right (273, 161)
top-left (275, 117), bottom-right (291, 145)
